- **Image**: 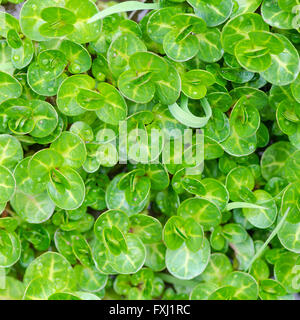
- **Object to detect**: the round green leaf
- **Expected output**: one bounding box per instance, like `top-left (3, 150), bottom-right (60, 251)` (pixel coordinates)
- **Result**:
top-left (108, 234), bottom-right (146, 274)
top-left (243, 190), bottom-right (277, 228)
top-left (50, 131), bottom-right (87, 169)
top-left (166, 237), bottom-right (210, 280)
top-left (0, 72), bottom-right (22, 103)
top-left (178, 197), bottom-right (221, 230)
top-left (190, 0), bottom-right (234, 27)
top-left (47, 167), bottom-right (85, 210)
top-left (24, 252), bottom-right (76, 291)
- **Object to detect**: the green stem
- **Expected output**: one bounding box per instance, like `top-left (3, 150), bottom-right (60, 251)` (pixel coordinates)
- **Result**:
top-left (245, 207), bottom-right (290, 272)
top-left (168, 97), bottom-right (212, 128)
top-left (157, 273), bottom-right (199, 288)
top-left (88, 1), bottom-right (160, 23)
top-left (4, 208), bottom-right (15, 217)
top-left (226, 202), bottom-right (267, 211)
top-left (128, 0), bottom-right (147, 19)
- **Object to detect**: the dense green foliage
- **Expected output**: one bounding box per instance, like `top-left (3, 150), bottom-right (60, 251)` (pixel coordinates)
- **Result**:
top-left (0, 0), bottom-right (299, 300)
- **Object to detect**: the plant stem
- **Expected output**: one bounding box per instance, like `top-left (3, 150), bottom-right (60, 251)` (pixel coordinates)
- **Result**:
top-left (88, 1), bottom-right (160, 23)
top-left (5, 208), bottom-right (15, 216)
top-left (128, 0), bottom-right (146, 19)
top-left (245, 207), bottom-right (290, 272)
top-left (226, 202), bottom-right (267, 211)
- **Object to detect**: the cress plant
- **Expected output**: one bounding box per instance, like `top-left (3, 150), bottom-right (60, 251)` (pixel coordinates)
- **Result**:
top-left (0, 0), bottom-right (299, 301)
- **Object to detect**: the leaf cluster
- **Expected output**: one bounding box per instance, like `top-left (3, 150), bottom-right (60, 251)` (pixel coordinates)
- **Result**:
top-left (0, 0), bottom-right (299, 301)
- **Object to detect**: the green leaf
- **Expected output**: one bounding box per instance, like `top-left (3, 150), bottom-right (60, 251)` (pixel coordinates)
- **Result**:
top-left (221, 12), bottom-right (269, 55)
top-left (57, 74), bottom-right (95, 116)
top-left (0, 72), bottom-right (22, 103)
top-left (107, 34), bottom-right (147, 79)
top-left (0, 165), bottom-right (15, 203)
top-left (260, 34), bottom-right (300, 86)
top-left (24, 252), bottom-right (76, 291)
top-left (178, 197), bottom-right (221, 230)
top-left (108, 234), bottom-right (146, 274)
top-left (75, 265), bottom-right (107, 292)
top-left (118, 52), bottom-right (180, 105)
top-left (200, 253), bottom-right (233, 284)
top-left (24, 278), bottom-right (56, 300)
top-left (166, 238), bottom-right (210, 280)
top-left (72, 235), bottom-right (94, 267)
top-left (50, 132), bottom-right (87, 169)
top-left (222, 223), bottom-right (248, 243)
top-left (243, 190), bottom-right (277, 228)
top-left (47, 167), bottom-right (85, 210)
top-left (190, 0), bottom-right (234, 27)
top-left (261, 0), bottom-right (295, 29)
top-left (181, 70), bottom-right (215, 99)
top-left (0, 229), bottom-right (21, 267)
top-left (223, 271), bottom-right (259, 299)
top-left (27, 62), bottom-right (66, 97)
top-left (130, 214), bottom-right (162, 244)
